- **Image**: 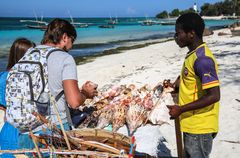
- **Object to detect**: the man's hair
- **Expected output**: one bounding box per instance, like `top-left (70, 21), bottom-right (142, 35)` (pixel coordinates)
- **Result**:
top-left (41, 18), bottom-right (77, 44)
top-left (176, 13), bottom-right (205, 39)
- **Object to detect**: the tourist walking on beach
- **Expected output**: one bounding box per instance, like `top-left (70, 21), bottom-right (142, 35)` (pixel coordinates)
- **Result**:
top-left (167, 13), bottom-right (220, 158)
top-left (0, 38), bottom-right (35, 158)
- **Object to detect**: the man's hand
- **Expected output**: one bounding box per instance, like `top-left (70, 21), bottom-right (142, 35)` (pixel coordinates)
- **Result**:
top-left (166, 105), bottom-right (182, 119)
top-left (81, 81), bottom-right (98, 99)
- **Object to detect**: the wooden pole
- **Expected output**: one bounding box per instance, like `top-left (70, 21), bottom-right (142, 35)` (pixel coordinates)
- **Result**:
top-left (50, 96), bottom-right (72, 151)
top-left (175, 117), bottom-right (184, 158)
top-left (29, 131), bottom-right (42, 158)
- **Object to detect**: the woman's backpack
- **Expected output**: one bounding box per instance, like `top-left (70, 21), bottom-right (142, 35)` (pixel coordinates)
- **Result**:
top-left (5, 47), bottom-right (61, 133)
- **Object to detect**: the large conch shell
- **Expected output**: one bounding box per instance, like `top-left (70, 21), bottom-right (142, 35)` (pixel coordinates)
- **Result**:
top-left (112, 105), bottom-right (128, 132)
top-left (97, 105), bottom-right (113, 129)
top-left (148, 79), bottom-right (175, 125)
top-left (126, 103), bottom-right (147, 135)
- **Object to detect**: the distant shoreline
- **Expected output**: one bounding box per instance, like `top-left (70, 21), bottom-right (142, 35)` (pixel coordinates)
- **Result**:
top-left (73, 37), bottom-right (173, 65)
top-left (0, 17), bottom-right (237, 71)
top-left (0, 25), bottom-right (231, 71)
top-left (72, 23), bottom-right (230, 65)
top-left (202, 15), bottom-right (240, 20)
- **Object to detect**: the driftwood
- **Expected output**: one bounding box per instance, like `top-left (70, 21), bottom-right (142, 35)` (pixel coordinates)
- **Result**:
top-left (69, 136), bottom-right (121, 155)
top-left (67, 128), bottom-right (134, 153)
top-left (33, 129), bottom-right (134, 156)
top-left (0, 149), bottom-right (128, 157)
top-left (33, 112), bottom-right (132, 156)
top-left (68, 129), bottom-right (131, 145)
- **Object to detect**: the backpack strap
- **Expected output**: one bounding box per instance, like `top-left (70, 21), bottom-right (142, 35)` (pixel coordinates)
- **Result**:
top-left (28, 47), bottom-right (63, 59)
top-left (55, 90), bottom-right (64, 102)
top-left (28, 49), bottom-right (41, 55)
top-left (46, 49), bottom-right (64, 59)
top-left (55, 90), bottom-right (74, 128)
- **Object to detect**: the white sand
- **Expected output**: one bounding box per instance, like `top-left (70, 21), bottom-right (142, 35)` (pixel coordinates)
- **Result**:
top-left (77, 28), bottom-right (240, 157)
top-left (0, 28), bottom-right (239, 157)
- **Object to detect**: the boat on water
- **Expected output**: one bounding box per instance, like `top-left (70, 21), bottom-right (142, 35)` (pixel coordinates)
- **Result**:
top-left (98, 25), bottom-right (114, 28)
top-left (69, 16), bottom-right (89, 28)
top-left (68, 11), bottom-right (89, 28)
top-left (107, 16), bottom-right (118, 25)
top-left (20, 19), bottom-right (48, 30)
top-left (160, 21), bottom-right (176, 25)
top-left (159, 13), bottom-right (176, 26)
top-left (108, 19), bottom-right (118, 25)
top-left (71, 22), bottom-right (89, 28)
top-left (141, 19), bottom-right (158, 26)
top-left (27, 25), bottom-right (47, 30)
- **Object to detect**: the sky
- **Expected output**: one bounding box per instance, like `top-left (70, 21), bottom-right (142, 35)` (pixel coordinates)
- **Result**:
top-left (0, 0), bottom-right (223, 18)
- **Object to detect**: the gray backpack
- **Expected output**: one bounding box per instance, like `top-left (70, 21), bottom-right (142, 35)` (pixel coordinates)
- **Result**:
top-left (5, 46), bottom-right (61, 133)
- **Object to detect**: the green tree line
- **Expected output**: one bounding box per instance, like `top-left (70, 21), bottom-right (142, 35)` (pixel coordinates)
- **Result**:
top-left (156, 0), bottom-right (240, 19)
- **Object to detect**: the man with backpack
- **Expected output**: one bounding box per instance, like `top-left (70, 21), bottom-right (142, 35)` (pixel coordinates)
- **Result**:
top-left (40, 18), bottom-right (98, 127)
top-left (5, 18), bottom-right (98, 150)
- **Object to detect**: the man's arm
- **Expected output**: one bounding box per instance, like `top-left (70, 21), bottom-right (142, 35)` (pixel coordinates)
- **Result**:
top-left (173, 75), bottom-right (180, 93)
top-left (63, 80), bottom-right (98, 109)
top-left (63, 80), bottom-right (86, 109)
top-left (60, 54), bottom-right (98, 109)
top-left (167, 86), bottom-right (220, 119)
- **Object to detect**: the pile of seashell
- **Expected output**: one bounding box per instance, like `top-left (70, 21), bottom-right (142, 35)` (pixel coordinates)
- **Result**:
top-left (76, 80), bottom-right (176, 135)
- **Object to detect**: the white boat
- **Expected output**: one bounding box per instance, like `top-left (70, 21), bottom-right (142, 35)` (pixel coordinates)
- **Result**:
top-left (139, 19), bottom-right (160, 26)
top-left (20, 12), bottom-right (49, 30)
top-left (139, 15), bottom-right (160, 26)
top-left (159, 13), bottom-right (176, 26)
top-left (107, 16), bottom-right (118, 25)
top-left (70, 16), bottom-right (89, 28)
top-left (20, 19), bottom-right (48, 30)
top-left (71, 21), bottom-right (89, 28)
top-left (160, 21), bottom-right (176, 25)
top-left (98, 25), bottom-right (114, 28)
top-left (68, 11), bottom-right (89, 28)
top-left (141, 19), bottom-right (156, 26)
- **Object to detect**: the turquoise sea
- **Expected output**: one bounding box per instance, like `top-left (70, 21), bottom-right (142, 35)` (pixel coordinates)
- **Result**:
top-left (0, 17), bottom-right (237, 71)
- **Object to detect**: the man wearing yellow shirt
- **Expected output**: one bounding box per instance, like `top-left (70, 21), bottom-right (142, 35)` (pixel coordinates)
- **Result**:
top-left (167, 13), bottom-right (220, 158)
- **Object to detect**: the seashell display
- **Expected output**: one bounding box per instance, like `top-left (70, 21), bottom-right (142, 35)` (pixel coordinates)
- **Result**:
top-left (75, 80), bottom-right (175, 133)
top-left (148, 79), bottom-right (175, 125)
top-left (126, 103), bottom-right (148, 135)
top-left (112, 105), bottom-right (128, 132)
top-left (97, 105), bottom-right (113, 129)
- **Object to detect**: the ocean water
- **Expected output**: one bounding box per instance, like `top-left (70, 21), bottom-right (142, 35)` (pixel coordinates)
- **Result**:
top-left (0, 17), bottom-right (237, 70)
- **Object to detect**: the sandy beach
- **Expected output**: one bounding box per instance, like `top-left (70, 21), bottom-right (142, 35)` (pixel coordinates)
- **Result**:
top-left (76, 28), bottom-right (240, 157)
top-left (0, 28), bottom-right (239, 157)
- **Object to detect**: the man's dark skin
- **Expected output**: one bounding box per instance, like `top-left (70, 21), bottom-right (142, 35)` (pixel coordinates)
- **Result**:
top-left (167, 24), bottom-right (220, 119)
